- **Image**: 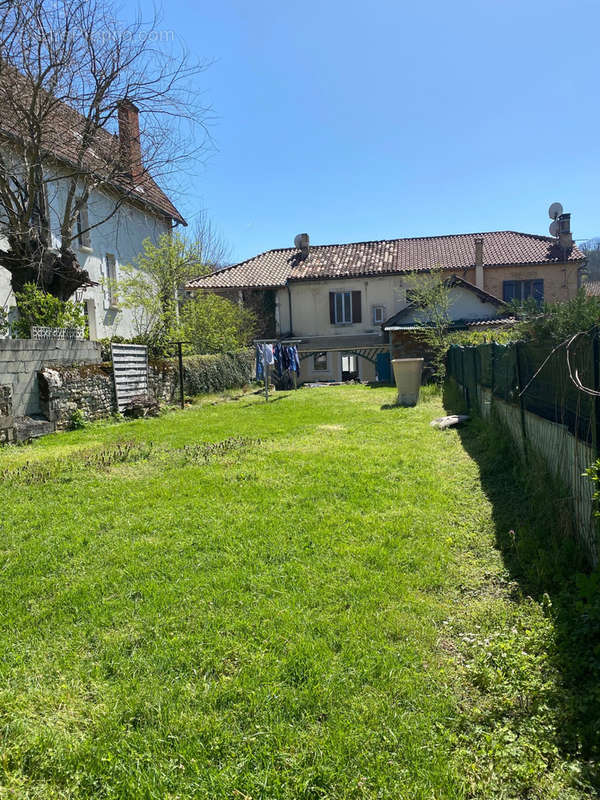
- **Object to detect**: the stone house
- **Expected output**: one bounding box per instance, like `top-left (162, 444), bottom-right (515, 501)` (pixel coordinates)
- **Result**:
top-left (0, 94), bottom-right (186, 339)
top-left (188, 229), bottom-right (585, 383)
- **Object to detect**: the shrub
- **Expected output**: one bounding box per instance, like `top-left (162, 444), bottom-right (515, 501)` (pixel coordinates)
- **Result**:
top-left (178, 293), bottom-right (256, 354)
top-left (98, 335), bottom-right (172, 362)
top-left (151, 350), bottom-right (254, 397)
top-left (69, 407), bottom-right (87, 430)
top-left (511, 290), bottom-right (600, 342)
top-left (13, 283), bottom-right (87, 338)
top-left (182, 350), bottom-right (254, 394)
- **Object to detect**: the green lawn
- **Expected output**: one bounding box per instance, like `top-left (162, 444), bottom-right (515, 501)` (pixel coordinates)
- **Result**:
top-left (0, 385), bottom-right (595, 799)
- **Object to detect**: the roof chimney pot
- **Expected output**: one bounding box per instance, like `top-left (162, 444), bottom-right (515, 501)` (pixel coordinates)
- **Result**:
top-left (475, 238), bottom-right (484, 290)
top-left (118, 99), bottom-right (143, 184)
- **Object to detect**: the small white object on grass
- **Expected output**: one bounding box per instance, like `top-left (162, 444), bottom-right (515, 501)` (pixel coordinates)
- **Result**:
top-left (430, 415), bottom-right (470, 430)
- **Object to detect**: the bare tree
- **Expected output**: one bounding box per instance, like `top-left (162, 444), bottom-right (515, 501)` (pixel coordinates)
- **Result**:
top-left (0, 0), bottom-right (209, 300)
top-left (190, 209), bottom-right (231, 271)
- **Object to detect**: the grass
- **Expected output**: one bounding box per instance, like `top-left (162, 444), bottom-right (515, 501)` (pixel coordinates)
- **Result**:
top-left (0, 384), bottom-right (596, 798)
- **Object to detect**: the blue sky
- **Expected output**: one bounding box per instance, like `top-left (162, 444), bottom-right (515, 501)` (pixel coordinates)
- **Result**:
top-left (131, 0), bottom-right (598, 263)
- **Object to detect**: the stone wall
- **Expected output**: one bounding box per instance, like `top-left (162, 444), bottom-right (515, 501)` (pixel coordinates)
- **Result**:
top-left (0, 338), bottom-right (102, 417)
top-left (39, 364), bottom-right (116, 429)
top-left (38, 350), bottom-right (254, 430)
top-left (0, 385), bottom-right (15, 443)
top-left (39, 361), bottom-right (180, 429)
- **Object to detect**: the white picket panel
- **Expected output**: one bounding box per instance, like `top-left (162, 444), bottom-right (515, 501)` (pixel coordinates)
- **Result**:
top-left (111, 343), bottom-right (148, 412)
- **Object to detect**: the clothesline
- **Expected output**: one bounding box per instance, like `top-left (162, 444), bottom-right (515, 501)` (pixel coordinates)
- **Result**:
top-left (255, 339), bottom-right (301, 388)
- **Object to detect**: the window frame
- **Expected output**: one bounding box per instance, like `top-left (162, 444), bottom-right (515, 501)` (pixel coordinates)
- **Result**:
top-left (313, 352), bottom-right (328, 371)
top-left (75, 201), bottom-right (92, 250)
top-left (372, 305), bottom-right (385, 324)
top-left (334, 290), bottom-right (353, 324)
top-left (105, 253), bottom-right (119, 307)
top-left (502, 279), bottom-right (544, 304)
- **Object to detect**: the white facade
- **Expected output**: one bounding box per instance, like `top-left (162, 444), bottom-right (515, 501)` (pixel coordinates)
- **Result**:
top-left (0, 175), bottom-right (172, 340)
top-left (276, 275), bottom-right (408, 339)
top-left (388, 283), bottom-right (503, 326)
top-left (273, 275), bottom-right (503, 383)
top-left (274, 275), bottom-right (409, 383)
top-left (0, 122), bottom-right (178, 339)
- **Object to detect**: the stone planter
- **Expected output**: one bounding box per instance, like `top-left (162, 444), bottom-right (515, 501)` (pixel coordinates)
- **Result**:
top-left (392, 358), bottom-right (424, 406)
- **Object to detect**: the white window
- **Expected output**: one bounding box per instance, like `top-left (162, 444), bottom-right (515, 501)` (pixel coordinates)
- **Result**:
top-left (372, 305), bottom-right (385, 324)
top-left (105, 253), bottom-right (118, 307)
top-left (313, 352), bottom-right (328, 371)
top-left (335, 291), bottom-right (352, 324)
top-left (75, 202), bottom-right (91, 249)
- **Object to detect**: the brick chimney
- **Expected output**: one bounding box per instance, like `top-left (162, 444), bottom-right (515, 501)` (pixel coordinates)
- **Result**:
top-left (474, 237), bottom-right (484, 290)
top-left (118, 99), bottom-right (143, 183)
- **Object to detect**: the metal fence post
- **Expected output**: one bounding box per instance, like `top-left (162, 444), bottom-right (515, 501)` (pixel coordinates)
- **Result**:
top-left (593, 328), bottom-right (600, 457)
top-left (473, 346), bottom-right (479, 409)
top-left (515, 341), bottom-right (528, 456)
top-left (490, 341), bottom-right (495, 400)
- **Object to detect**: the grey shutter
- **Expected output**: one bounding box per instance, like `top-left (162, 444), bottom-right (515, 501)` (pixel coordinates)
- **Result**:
top-left (351, 291), bottom-right (361, 323)
top-left (79, 203), bottom-right (91, 248)
top-left (329, 292), bottom-right (335, 324)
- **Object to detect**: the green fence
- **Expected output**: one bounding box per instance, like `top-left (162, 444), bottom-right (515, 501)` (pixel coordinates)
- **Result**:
top-left (447, 335), bottom-right (600, 561)
top-left (447, 336), bottom-right (598, 448)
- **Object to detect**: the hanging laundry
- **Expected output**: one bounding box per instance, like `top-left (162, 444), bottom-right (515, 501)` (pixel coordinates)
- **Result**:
top-left (289, 345), bottom-right (300, 374)
top-left (263, 344), bottom-right (274, 366)
top-left (256, 344), bottom-right (264, 380)
top-left (273, 343), bottom-right (283, 378)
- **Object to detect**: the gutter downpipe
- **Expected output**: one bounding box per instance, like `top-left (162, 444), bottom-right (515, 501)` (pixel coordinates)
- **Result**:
top-left (287, 282), bottom-right (293, 336)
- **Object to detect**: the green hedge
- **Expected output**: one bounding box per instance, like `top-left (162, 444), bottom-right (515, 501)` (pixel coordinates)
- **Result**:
top-left (151, 349), bottom-right (254, 397)
top-left (183, 350), bottom-right (254, 394)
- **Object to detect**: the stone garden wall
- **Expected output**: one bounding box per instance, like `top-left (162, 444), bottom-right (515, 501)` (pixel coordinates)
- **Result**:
top-left (39, 350), bottom-right (254, 430)
top-left (39, 364), bottom-right (116, 428)
top-left (0, 338), bottom-right (102, 417)
top-left (0, 385), bottom-right (15, 444)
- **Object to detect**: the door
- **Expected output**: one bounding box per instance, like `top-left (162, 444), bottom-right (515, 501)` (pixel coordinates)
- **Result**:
top-left (376, 352), bottom-right (391, 383)
top-left (341, 354), bottom-right (359, 381)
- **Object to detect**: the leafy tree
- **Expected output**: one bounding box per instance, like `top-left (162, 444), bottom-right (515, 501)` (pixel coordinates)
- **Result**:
top-left (117, 232), bottom-right (207, 349)
top-left (580, 239), bottom-right (600, 281)
top-left (12, 283), bottom-right (86, 338)
top-left (177, 293), bottom-right (256, 354)
top-left (404, 267), bottom-right (451, 381)
top-left (511, 289), bottom-right (600, 342)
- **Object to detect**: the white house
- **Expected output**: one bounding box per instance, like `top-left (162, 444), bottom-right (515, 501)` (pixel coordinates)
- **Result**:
top-left (0, 98), bottom-right (186, 339)
top-left (188, 231), bottom-right (584, 383)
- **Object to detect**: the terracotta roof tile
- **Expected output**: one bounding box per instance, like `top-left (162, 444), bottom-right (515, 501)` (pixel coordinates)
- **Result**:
top-left (188, 231), bottom-right (585, 290)
top-left (585, 281), bottom-right (600, 297)
top-left (0, 70), bottom-right (185, 225)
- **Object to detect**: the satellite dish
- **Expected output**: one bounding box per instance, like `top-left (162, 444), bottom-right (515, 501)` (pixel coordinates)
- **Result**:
top-left (548, 202), bottom-right (563, 220)
top-left (549, 220), bottom-right (559, 237)
top-left (294, 233), bottom-right (309, 250)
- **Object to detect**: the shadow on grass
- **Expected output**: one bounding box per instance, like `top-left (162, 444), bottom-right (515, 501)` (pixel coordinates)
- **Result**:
top-left (443, 381), bottom-right (600, 779)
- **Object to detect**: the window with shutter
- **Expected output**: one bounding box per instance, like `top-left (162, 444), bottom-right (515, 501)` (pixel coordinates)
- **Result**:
top-left (105, 254), bottom-right (118, 307)
top-left (76, 202), bottom-right (91, 249)
top-left (332, 291), bottom-right (353, 324)
top-left (502, 281), bottom-right (516, 302)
